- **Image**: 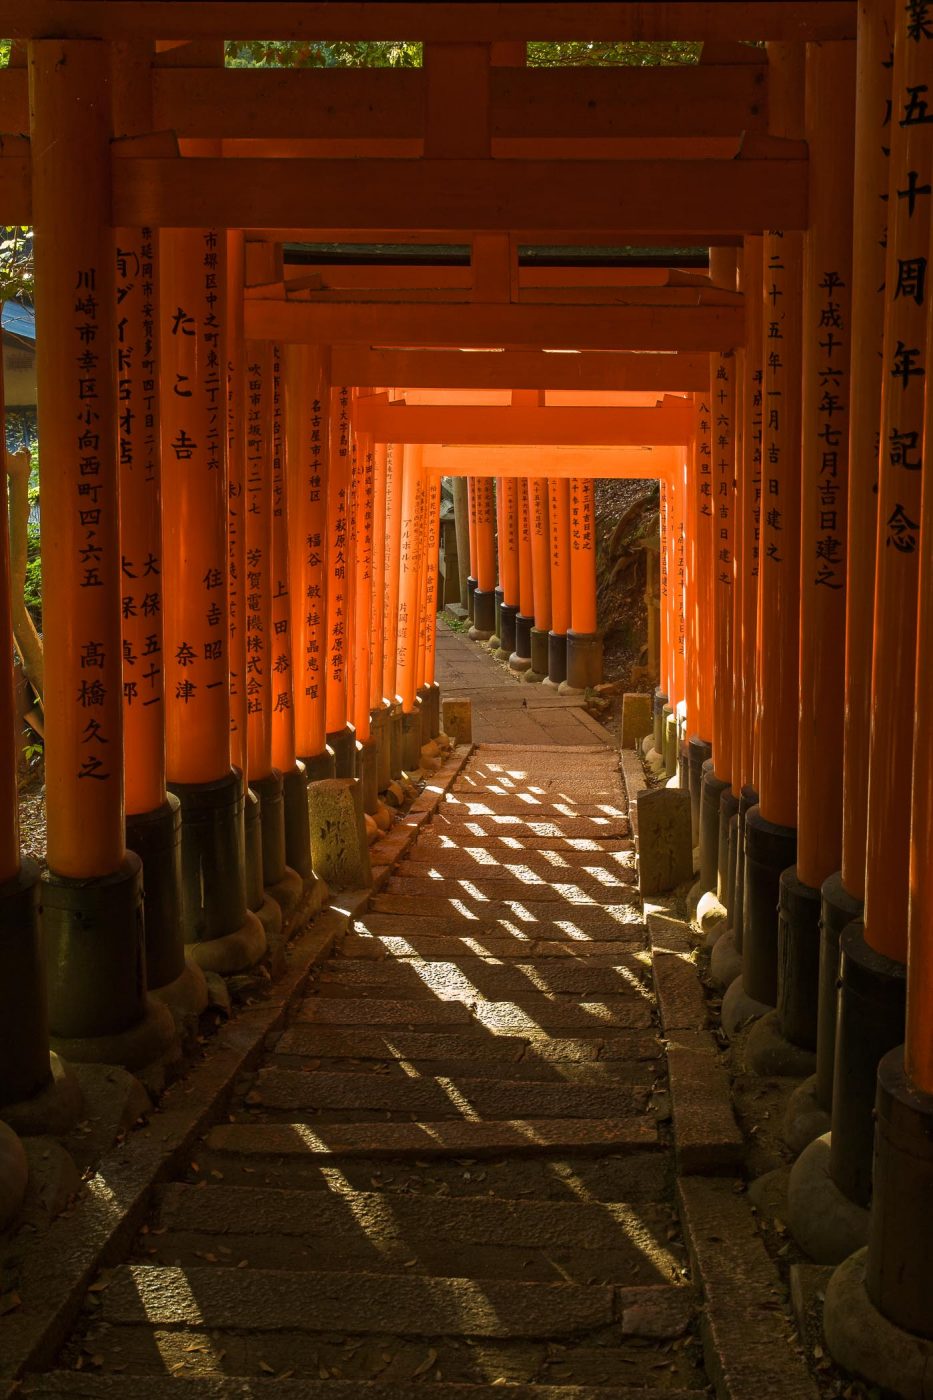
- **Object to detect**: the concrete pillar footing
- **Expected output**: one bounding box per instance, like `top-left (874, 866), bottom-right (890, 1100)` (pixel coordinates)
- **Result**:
top-left (50, 994), bottom-right (177, 1076)
top-left (720, 974), bottom-right (773, 1041)
top-left (149, 957), bottom-right (209, 1020)
top-left (126, 796), bottom-right (185, 995)
top-left (782, 1072), bottom-right (831, 1158)
top-left (169, 770), bottom-right (250, 950)
top-left (401, 709), bottom-right (423, 773)
top-left (497, 602), bottom-right (518, 662)
top-left (0, 1052), bottom-right (84, 1138)
top-left (563, 629), bottom-right (603, 691)
top-left (265, 866), bottom-right (304, 922)
top-left (185, 908), bottom-right (267, 976)
top-left (825, 1248), bottom-right (933, 1400)
top-left (787, 1131), bottom-right (869, 1264)
top-left (743, 1008), bottom-right (817, 1079)
top-left (469, 588), bottom-right (495, 642)
top-left (0, 1121), bottom-right (28, 1230)
top-left (708, 927), bottom-right (743, 991)
top-left (545, 630), bottom-right (568, 688)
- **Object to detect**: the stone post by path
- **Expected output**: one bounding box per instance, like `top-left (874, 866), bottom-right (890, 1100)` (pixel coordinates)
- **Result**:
top-left (746, 38), bottom-right (856, 1086)
top-left (30, 38), bottom-right (176, 1067)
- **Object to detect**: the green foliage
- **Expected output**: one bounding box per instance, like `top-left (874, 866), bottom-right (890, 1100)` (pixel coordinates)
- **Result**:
top-left (23, 443), bottom-right (41, 628)
top-left (0, 227), bottom-right (32, 304)
top-left (224, 39), bottom-right (700, 69)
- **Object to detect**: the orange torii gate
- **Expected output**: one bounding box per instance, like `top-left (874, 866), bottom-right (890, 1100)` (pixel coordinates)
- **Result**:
top-left (3, 13), bottom-right (933, 1390)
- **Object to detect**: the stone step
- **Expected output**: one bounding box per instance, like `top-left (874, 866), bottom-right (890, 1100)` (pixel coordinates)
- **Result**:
top-left (354, 911), bottom-right (644, 944)
top-left (341, 931), bottom-right (647, 962)
top-left (97, 1264), bottom-right (624, 1338)
top-left (27, 1374), bottom-right (708, 1400)
top-left (455, 752), bottom-right (621, 794)
top-left (401, 847), bottom-right (635, 875)
top-left (151, 1183), bottom-right (678, 1286)
top-left (440, 798), bottom-right (628, 820)
top-left (316, 957), bottom-right (649, 998)
top-left (370, 896), bottom-right (643, 931)
top-left (251, 1067), bottom-right (650, 1120)
top-left (392, 860), bottom-right (636, 890)
top-left (381, 878), bottom-right (639, 907)
top-left (270, 1025), bottom-right (662, 1074)
top-left (205, 1114), bottom-right (657, 1160)
top-left (414, 833), bottom-right (633, 854)
top-left (430, 815), bottom-right (630, 840)
top-left (294, 994), bottom-right (654, 1034)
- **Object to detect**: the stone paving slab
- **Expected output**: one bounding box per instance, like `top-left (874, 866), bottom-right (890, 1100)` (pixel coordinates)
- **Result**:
top-left (342, 931), bottom-right (646, 960)
top-left (471, 997), bottom-right (654, 1034)
top-left (294, 996), bottom-right (474, 1027)
top-left (381, 875), bottom-right (640, 906)
top-left (99, 1263), bottom-right (616, 1337)
top-left (413, 833), bottom-right (633, 854)
top-left (678, 1178), bottom-right (819, 1400)
top-left (205, 1115), bottom-right (658, 1159)
top-left (317, 957), bottom-right (649, 997)
top-left (270, 1025), bottom-right (661, 1070)
top-left (252, 1067), bottom-right (647, 1120)
top-left (429, 814), bottom-right (631, 839)
top-left (25, 1379), bottom-right (710, 1400)
top-left (155, 1183), bottom-right (673, 1258)
top-left (370, 895), bottom-right (644, 928)
top-left (394, 853), bottom-right (635, 881)
top-left (652, 953), bottom-right (708, 1033)
top-left (666, 1032), bottom-right (744, 1176)
top-left (354, 910), bottom-right (645, 941)
top-left (441, 797), bottom-right (628, 819)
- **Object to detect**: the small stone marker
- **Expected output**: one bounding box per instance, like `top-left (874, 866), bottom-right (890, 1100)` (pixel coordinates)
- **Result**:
top-left (441, 697), bottom-right (472, 746)
top-left (307, 778), bottom-right (372, 890)
top-left (636, 786), bottom-right (693, 895)
top-left (621, 692), bottom-right (653, 749)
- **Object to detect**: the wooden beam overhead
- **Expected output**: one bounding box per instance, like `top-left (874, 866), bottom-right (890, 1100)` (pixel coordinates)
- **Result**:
top-left (420, 444), bottom-right (681, 479)
top-left (244, 297), bottom-right (744, 351)
top-left (113, 155), bottom-right (806, 233)
top-left (329, 347), bottom-right (711, 392)
top-left (0, 3), bottom-right (856, 42)
top-left (354, 398), bottom-right (696, 446)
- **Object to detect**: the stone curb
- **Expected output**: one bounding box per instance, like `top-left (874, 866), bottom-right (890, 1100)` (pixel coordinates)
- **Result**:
top-left (677, 1178), bottom-right (820, 1400)
top-left (618, 750), bottom-right (741, 1178)
top-left (0, 744), bottom-right (474, 1395)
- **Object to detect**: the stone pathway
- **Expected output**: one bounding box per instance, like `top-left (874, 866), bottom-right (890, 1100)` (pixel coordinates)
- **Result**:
top-left (22, 636), bottom-right (710, 1399)
top-left (435, 621), bottom-right (614, 748)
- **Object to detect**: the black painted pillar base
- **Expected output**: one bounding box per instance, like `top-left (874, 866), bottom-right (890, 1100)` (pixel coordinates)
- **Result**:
top-left (829, 920), bottom-right (906, 1210)
top-left (251, 770), bottom-right (287, 888)
top-left (126, 796), bottom-right (184, 994)
top-left (170, 770), bottom-right (266, 976)
top-left (43, 852), bottom-right (177, 1071)
top-left (542, 631), bottom-right (568, 689)
top-left (719, 786), bottom-right (740, 914)
top-left (687, 736), bottom-right (713, 850)
top-left (469, 587), bottom-right (495, 642)
top-left (774, 865), bottom-right (822, 1052)
top-left (558, 630), bottom-right (603, 694)
top-left (489, 585), bottom-right (504, 650)
top-left (523, 626), bottom-right (548, 683)
top-left (734, 785), bottom-right (758, 954)
top-left (388, 702), bottom-right (404, 779)
top-left (244, 787), bottom-right (283, 948)
top-left (653, 688), bottom-right (668, 753)
top-left (401, 709), bottom-right (423, 773)
top-left (678, 741), bottom-right (690, 795)
top-left (742, 804), bottom-right (797, 1008)
top-left (497, 602), bottom-right (518, 661)
top-left (0, 859), bottom-right (52, 1108)
top-left (281, 763), bottom-right (313, 882)
top-left (416, 684), bottom-right (434, 748)
top-left (300, 747), bottom-right (336, 783)
top-left (370, 705), bottom-right (392, 792)
top-left (510, 613), bottom-right (533, 673)
top-left (699, 762), bottom-right (729, 896)
top-left (359, 737), bottom-right (380, 816)
top-left (327, 724), bottom-right (357, 780)
top-left (467, 576), bottom-right (477, 621)
top-left (813, 872), bottom-right (865, 1111)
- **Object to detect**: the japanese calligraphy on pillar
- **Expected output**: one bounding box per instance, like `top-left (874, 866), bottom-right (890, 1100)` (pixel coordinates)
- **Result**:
top-left (244, 345), bottom-right (272, 770)
top-left (696, 396), bottom-right (712, 527)
top-left (751, 366), bottom-right (763, 575)
top-left (270, 344), bottom-right (296, 769)
top-left (301, 390), bottom-right (326, 712)
top-left (325, 386), bottom-right (351, 728)
top-left (809, 268), bottom-right (849, 588)
top-left (116, 226), bottom-right (163, 814)
top-left (762, 232), bottom-right (804, 570)
top-left (714, 353), bottom-right (735, 587)
top-left (880, 6), bottom-right (931, 557)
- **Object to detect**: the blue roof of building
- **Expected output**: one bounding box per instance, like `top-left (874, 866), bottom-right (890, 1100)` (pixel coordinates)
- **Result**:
top-left (2, 300), bottom-right (35, 342)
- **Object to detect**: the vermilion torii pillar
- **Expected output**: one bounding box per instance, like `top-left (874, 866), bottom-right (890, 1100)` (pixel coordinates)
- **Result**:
top-left (325, 385), bottom-right (356, 778)
top-left (524, 477), bottom-right (552, 683)
top-left (284, 344), bottom-right (333, 782)
top-left (466, 476), bottom-right (478, 621)
top-left (494, 477), bottom-right (520, 662)
top-left (793, 0), bottom-right (929, 1269)
top-left (687, 390), bottom-right (714, 842)
top-left (396, 444), bottom-right (427, 771)
top-left (545, 477), bottom-right (572, 689)
top-left (560, 476), bottom-right (602, 693)
top-left (752, 39), bottom-right (856, 1096)
top-left (509, 481), bottom-right (534, 674)
top-left (30, 38), bottom-right (176, 1068)
top-left (468, 476), bottom-right (496, 643)
top-left (112, 40), bottom-right (207, 1019)
top-left (723, 43), bottom-right (805, 1040)
top-left (368, 441), bottom-right (392, 790)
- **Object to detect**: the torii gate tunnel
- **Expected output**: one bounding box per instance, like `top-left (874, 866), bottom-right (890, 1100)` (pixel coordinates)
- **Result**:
top-left (0, 3), bottom-right (932, 1390)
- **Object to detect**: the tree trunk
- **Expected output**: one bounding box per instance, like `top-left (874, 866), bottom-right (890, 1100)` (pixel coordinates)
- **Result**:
top-left (6, 447), bottom-right (43, 703)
